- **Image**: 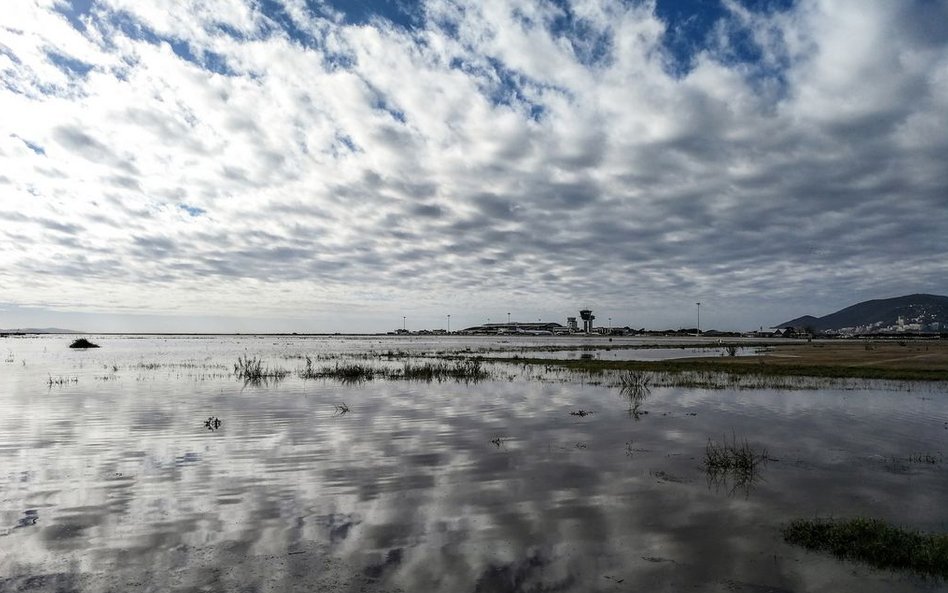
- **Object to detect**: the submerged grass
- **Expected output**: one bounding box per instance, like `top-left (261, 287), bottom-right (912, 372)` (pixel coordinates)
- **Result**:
top-left (705, 434), bottom-right (768, 473)
top-left (618, 369), bottom-right (651, 392)
top-left (783, 517), bottom-right (948, 578)
top-left (298, 358), bottom-right (490, 383)
top-left (399, 359), bottom-right (488, 382)
top-left (47, 374), bottom-right (78, 386)
top-left (234, 356), bottom-right (290, 382)
top-left (704, 433), bottom-right (769, 495)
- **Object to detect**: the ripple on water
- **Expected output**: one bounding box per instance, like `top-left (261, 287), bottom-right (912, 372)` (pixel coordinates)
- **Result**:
top-left (0, 335), bottom-right (946, 592)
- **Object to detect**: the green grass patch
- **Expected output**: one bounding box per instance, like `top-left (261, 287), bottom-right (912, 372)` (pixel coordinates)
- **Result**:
top-left (783, 518), bottom-right (948, 577)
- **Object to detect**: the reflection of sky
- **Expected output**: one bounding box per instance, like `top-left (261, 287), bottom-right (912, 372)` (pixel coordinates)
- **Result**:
top-left (1, 336), bottom-right (946, 591)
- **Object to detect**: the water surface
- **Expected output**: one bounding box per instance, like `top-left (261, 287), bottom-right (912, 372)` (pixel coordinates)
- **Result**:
top-left (1, 336), bottom-right (946, 592)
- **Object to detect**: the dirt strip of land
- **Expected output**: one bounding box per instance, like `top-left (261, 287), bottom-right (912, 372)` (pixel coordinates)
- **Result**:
top-left (492, 340), bottom-right (948, 381)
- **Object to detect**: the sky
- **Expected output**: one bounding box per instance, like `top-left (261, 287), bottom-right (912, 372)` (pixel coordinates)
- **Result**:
top-left (1, 0), bottom-right (947, 333)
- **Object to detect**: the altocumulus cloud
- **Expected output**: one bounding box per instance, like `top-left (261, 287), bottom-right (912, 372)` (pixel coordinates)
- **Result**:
top-left (1, 0), bottom-right (947, 332)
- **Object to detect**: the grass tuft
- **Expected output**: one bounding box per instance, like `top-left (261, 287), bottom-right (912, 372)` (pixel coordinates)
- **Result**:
top-left (704, 433), bottom-right (769, 494)
top-left (399, 359), bottom-right (488, 382)
top-left (234, 356), bottom-right (290, 383)
top-left (298, 359), bottom-right (490, 383)
top-left (783, 517), bottom-right (948, 578)
top-left (618, 370), bottom-right (651, 392)
top-left (705, 433), bottom-right (768, 473)
top-left (47, 374), bottom-right (78, 386)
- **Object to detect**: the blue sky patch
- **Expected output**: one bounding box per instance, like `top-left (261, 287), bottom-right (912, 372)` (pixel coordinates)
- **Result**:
top-left (18, 136), bottom-right (46, 156)
top-left (365, 82), bottom-right (407, 123)
top-left (178, 204), bottom-right (207, 217)
top-left (323, 0), bottom-right (421, 29)
top-left (546, 0), bottom-right (614, 68)
top-left (53, 0), bottom-right (93, 32)
top-left (654, 0), bottom-right (795, 76)
top-left (90, 9), bottom-right (239, 75)
top-left (169, 40), bottom-right (237, 76)
top-left (257, 0), bottom-right (320, 48)
top-left (332, 133), bottom-right (360, 156)
top-left (46, 50), bottom-right (94, 78)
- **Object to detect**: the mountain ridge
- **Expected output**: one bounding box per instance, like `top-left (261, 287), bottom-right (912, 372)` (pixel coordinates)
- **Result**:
top-left (777, 294), bottom-right (948, 334)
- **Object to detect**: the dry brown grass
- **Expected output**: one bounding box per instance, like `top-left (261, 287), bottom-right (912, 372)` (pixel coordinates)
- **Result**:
top-left (491, 339), bottom-right (948, 382)
top-left (696, 340), bottom-right (948, 372)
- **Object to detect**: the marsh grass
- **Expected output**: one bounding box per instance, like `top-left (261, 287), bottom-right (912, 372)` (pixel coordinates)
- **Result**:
top-left (614, 370), bottom-right (652, 419)
top-left (488, 356), bottom-right (948, 384)
top-left (906, 453), bottom-right (941, 464)
top-left (783, 518), bottom-right (948, 578)
top-left (47, 374), bottom-right (78, 386)
top-left (138, 361), bottom-right (222, 370)
top-left (298, 356), bottom-right (320, 379)
top-left (234, 356), bottom-right (290, 383)
top-left (704, 433), bottom-right (769, 494)
top-left (299, 357), bottom-right (376, 383)
top-left (705, 433), bottom-right (768, 473)
top-left (299, 359), bottom-right (490, 383)
top-left (400, 359), bottom-right (488, 382)
top-left (489, 436), bottom-right (509, 448)
top-left (618, 370), bottom-right (651, 393)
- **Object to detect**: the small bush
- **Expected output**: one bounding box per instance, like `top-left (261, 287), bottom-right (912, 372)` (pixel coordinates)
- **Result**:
top-left (69, 338), bottom-right (99, 349)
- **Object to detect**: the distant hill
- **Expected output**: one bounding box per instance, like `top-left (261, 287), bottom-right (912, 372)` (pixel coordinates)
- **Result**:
top-left (0, 328), bottom-right (82, 334)
top-left (777, 294), bottom-right (948, 334)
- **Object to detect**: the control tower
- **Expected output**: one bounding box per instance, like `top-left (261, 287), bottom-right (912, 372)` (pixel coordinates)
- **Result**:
top-left (579, 309), bottom-right (595, 333)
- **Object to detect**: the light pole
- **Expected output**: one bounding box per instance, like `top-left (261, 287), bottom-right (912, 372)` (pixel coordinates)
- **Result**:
top-left (447, 314), bottom-right (451, 333)
top-left (695, 303), bottom-right (701, 337)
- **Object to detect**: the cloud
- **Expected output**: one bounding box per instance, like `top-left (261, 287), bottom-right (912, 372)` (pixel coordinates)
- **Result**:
top-left (0, 0), bottom-right (946, 331)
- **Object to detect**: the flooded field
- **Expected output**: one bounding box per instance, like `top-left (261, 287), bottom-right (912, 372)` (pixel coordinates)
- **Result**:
top-left (1, 335), bottom-right (947, 592)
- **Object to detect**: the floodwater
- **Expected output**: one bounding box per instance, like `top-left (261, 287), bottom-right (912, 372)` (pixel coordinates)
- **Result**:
top-left (1, 335), bottom-right (947, 592)
top-left (476, 346), bottom-right (761, 361)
